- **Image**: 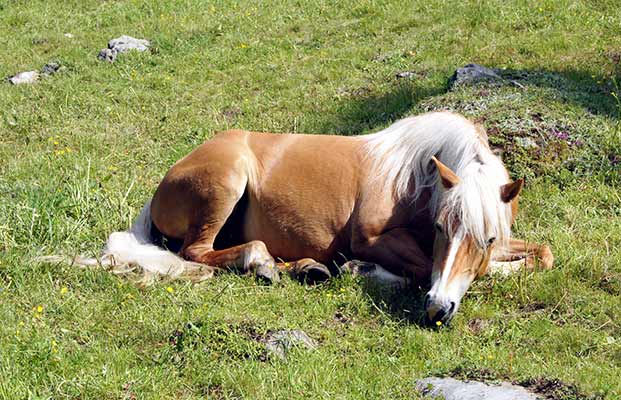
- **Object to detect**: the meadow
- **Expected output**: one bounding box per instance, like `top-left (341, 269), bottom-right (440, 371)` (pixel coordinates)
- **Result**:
top-left (0, 0), bottom-right (620, 398)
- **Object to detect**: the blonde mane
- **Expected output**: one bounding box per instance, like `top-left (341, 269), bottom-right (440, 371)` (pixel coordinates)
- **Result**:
top-left (361, 112), bottom-right (513, 248)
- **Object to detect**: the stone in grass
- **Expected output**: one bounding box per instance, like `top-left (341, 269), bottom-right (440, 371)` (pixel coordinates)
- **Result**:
top-left (448, 64), bottom-right (503, 90)
top-left (108, 35), bottom-right (150, 53)
top-left (8, 61), bottom-right (62, 84)
top-left (416, 377), bottom-right (539, 400)
top-left (98, 35), bottom-right (150, 62)
top-left (41, 61), bottom-right (62, 76)
top-left (8, 71), bottom-right (39, 85)
top-left (98, 48), bottom-right (118, 63)
top-left (264, 330), bottom-right (318, 361)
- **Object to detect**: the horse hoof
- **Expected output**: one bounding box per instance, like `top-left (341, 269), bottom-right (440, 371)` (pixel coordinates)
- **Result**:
top-left (298, 263), bottom-right (331, 284)
top-left (255, 263), bottom-right (280, 284)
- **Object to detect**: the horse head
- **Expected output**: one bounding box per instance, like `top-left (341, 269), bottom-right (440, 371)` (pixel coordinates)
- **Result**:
top-left (424, 156), bottom-right (523, 325)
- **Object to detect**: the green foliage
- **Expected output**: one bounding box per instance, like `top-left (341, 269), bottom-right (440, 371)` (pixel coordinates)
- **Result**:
top-left (0, 0), bottom-right (619, 398)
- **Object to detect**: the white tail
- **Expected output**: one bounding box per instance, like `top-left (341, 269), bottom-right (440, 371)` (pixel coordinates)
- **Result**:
top-left (37, 200), bottom-right (217, 284)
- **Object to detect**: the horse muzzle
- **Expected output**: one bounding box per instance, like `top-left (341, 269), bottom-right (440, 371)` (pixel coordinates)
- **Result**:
top-left (424, 293), bottom-right (457, 326)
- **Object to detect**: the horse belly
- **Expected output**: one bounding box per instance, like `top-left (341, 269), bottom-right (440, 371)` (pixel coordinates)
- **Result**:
top-left (242, 193), bottom-right (351, 263)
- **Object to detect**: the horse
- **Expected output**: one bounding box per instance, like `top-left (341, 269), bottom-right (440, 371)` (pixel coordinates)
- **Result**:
top-left (51, 111), bottom-right (554, 324)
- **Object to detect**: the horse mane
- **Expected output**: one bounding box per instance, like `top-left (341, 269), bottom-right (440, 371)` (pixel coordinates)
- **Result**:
top-left (361, 111), bottom-right (513, 248)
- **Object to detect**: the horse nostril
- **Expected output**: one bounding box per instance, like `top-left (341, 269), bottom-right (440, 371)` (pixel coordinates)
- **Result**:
top-left (449, 301), bottom-right (456, 313)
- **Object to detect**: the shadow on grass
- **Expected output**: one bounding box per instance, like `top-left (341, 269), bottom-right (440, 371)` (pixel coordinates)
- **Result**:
top-left (317, 80), bottom-right (446, 136)
top-left (359, 279), bottom-right (430, 327)
top-left (497, 67), bottom-right (621, 120)
top-left (317, 64), bottom-right (620, 140)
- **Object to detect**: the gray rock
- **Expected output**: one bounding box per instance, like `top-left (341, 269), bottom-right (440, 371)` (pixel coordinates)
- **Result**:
top-left (8, 71), bottom-right (39, 85)
top-left (515, 136), bottom-right (539, 149)
top-left (448, 64), bottom-right (503, 89)
top-left (98, 35), bottom-right (150, 62)
top-left (396, 71), bottom-right (416, 79)
top-left (108, 35), bottom-right (150, 53)
top-left (41, 62), bottom-right (61, 76)
top-left (98, 48), bottom-right (118, 63)
top-left (264, 330), bottom-right (318, 361)
top-left (416, 377), bottom-right (540, 400)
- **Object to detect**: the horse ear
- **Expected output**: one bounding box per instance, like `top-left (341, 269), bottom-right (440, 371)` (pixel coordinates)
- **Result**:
top-left (500, 178), bottom-right (524, 203)
top-left (431, 156), bottom-right (460, 189)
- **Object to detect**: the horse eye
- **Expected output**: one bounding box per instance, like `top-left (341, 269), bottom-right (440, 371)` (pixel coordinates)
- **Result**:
top-left (487, 237), bottom-right (496, 246)
top-left (434, 222), bottom-right (443, 233)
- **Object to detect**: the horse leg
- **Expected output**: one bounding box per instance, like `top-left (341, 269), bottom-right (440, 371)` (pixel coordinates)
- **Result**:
top-left (277, 258), bottom-right (332, 284)
top-left (489, 238), bottom-right (554, 275)
top-left (340, 260), bottom-right (410, 288)
top-left (176, 182), bottom-right (279, 283)
top-left (182, 234), bottom-right (279, 283)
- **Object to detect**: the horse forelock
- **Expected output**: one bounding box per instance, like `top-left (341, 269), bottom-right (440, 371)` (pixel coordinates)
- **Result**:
top-left (362, 111), bottom-right (512, 249)
top-left (442, 163), bottom-right (513, 249)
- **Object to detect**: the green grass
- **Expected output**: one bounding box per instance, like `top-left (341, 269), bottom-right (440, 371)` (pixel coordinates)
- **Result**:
top-left (1, 0), bottom-right (620, 398)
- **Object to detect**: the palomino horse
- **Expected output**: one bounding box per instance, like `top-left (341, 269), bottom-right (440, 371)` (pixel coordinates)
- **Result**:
top-left (59, 111), bottom-right (554, 324)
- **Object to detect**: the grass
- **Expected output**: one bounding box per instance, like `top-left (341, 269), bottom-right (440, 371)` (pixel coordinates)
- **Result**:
top-left (1, 0), bottom-right (620, 398)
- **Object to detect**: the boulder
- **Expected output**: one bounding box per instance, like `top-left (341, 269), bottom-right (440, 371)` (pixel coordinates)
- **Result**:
top-left (8, 71), bottom-right (39, 85)
top-left (416, 377), bottom-right (540, 400)
top-left (263, 330), bottom-right (318, 361)
top-left (448, 64), bottom-right (503, 89)
top-left (98, 35), bottom-right (150, 62)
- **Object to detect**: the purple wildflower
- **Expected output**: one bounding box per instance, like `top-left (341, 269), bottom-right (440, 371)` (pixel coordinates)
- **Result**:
top-left (551, 128), bottom-right (570, 141)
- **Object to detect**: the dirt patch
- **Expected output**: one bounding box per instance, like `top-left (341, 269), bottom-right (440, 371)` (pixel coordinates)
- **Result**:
top-left (519, 301), bottom-right (548, 314)
top-left (598, 273), bottom-right (621, 295)
top-left (448, 366), bottom-right (502, 382)
top-left (606, 50), bottom-right (621, 65)
top-left (221, 107), bottom-right (243, 123)
top-left (466, 318), bottom-right (491, 335)
top-left (519, 377), bottom-right (603, 400)
top-left (333, 311), bottom-right (351, 325)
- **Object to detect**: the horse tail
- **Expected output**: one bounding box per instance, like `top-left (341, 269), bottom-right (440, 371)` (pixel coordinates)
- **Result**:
top-left (37, 200), bottom-right (217, 285)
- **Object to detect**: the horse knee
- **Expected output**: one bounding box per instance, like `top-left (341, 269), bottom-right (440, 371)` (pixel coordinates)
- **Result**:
top-left (244, 240), bottom-right (273, 265)
top-left (243, 241), bottom-right (279, 283)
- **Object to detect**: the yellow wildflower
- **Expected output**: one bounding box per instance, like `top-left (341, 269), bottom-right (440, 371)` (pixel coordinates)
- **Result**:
top-left (60, 287), bottom-right (68, 295)
top-left (435, 320), bottom-right (442, 326)
top-left (36, 305), bottom-right (43, 313)
top-left (166, 286), bottom-right (174, 294)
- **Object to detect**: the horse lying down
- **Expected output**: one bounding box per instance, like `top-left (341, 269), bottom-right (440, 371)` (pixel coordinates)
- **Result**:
top-left (44, 111), bottom-right (554, 324)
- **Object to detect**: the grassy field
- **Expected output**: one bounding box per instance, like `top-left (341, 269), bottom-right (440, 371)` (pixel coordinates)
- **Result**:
top-left (1, 0), bottom-right (620, 398)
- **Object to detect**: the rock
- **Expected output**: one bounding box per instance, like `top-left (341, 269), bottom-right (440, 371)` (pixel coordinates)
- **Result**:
top-left (98, 35), bottom-right (150, 62)
top-left (515, 136), bottom-right (539, 149)
top-left (263, 330), bottom-right (318, 361)
top-left (108, 35), bottom-right (150, 53)
top-left (41, 62), bottom-right (61, 76)
top-left (8, 71), bottom-right (39, 85)
top-left (98, 48), bottom-right (118, 63)
top-left (396, 71), bottom-right (416, 79)
top-left (448, 64), bottom-right (503, 89)
top-left (416, 377), bottom-right (540, 400)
